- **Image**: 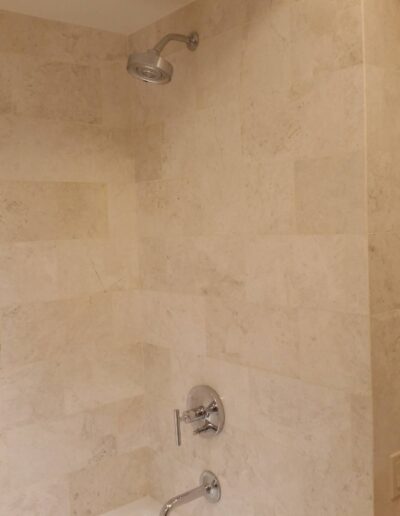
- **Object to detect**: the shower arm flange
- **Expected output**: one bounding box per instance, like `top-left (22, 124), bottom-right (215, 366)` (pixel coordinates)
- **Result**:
top-left (153, 32), bottom-right (199, 53)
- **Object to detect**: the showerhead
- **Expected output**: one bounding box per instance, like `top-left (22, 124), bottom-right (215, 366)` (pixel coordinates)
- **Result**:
top-left (127, 31), bottom-right (199, 85)
top-left (127, 49), bottom-right (173, 84)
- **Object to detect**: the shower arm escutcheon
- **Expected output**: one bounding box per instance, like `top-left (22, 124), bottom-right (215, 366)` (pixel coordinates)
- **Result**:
top-left (174, 385), bottom-right (225, 446)
top-left (159, 471), bottom-right (221, 516)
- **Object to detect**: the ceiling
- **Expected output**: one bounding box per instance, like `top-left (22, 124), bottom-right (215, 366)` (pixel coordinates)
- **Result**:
top-left (0, 0), bottom-right (194, 34)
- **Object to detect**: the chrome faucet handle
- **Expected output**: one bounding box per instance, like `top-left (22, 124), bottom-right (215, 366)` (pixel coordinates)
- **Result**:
top-left (173, 386), bottom-right (225, 447)
top-left (174, 409), bottom-right (182, 446)
top-left (174, 405), bottom-right (206, 446)
top-left (193, 421), bottom-right (218, 436)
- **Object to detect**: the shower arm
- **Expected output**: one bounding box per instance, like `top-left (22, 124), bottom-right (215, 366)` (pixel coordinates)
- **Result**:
top-left (153, 32), bottom-right (199, 53)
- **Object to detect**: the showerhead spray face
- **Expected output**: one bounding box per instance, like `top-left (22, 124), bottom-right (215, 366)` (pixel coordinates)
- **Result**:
top-left (127, 49), bottom-right (173, 84)
top-left (127, 32), bottom-right (199, 85)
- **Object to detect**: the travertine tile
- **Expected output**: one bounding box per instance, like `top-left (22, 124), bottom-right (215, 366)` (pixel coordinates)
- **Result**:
top-left (0, 242), bottom-right (58, 307)
top-left (369, 232), bottom-right (400, 313)
top-left (0, 10), bottom-right (126, 65)
top-left (135, 290), bottom-right (207, 354)
top-left (298, 309), bottom-right (370, 395)
top-left (290, 0), bottom-right (363, 83)
top-left (0, 116), bottom-right (133, 183)
top-left (62, 342), bottom-right (144, 415)
top-left (291, 235), bottom-right (369, 313)
top-left (205, 296), bottom-right (299, 378)
top-left (68, 448), bottom-right (150, 516)
top-left (4, 411), bottom-right (115, 487)
top-left (371, 310), bottom-right (400, 516)
top-left (14, 57), bottom-right (102, 124)
top-left (0, 181), bottom-right (108, 242)
top-left (0, 300), bottom-right (67, 368)
top-left (244, 156), bottom-right (295, 235)
top-left (132, 122), bottom-right (164, 182)
top-left (0, 360), bottom-right (64, 431)
top-left (0, 478), bottom-right (70, 516)
top-left (295, 153), bottom-right (366, 234)
top-left (107, 182), bottom-right (137, 239)
top-left (162, 237), bottom-right (245, 299)
top-left (0, 55), bottom-right (14, 114)
top-left (245, 236), bottom-right (294, 308)
top-left (195, 26), bottom-right (242, 109)
top-left (56, 239), bottom-right (138, 299)
top-left (101, 62), bottom-right (131, 129)
top-left (136, 177), bottom-right (204, 238)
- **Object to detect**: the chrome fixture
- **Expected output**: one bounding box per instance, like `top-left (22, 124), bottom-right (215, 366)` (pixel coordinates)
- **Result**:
top-left (127, 32), bottom-right (199, 84)
top-left (174, 385), bottom-right (225, 446)
top-left (160, 470), bottom-right (221, 515)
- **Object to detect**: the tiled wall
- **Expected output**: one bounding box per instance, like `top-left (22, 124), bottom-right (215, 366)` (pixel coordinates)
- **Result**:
top-left (128, 1), bottom-right (373, 515)
top-left (0, 10), bottom-right (149, 515)
top-left (2, 1), bottom-right (398, 514)
top-left (364, 1), bottom-right (400, 514)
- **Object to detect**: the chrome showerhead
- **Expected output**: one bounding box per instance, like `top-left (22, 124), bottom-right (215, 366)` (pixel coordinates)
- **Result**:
top-left (127, 31), bottom-right (199, 85)
top-left (127, 49), bottom-right (173, 84)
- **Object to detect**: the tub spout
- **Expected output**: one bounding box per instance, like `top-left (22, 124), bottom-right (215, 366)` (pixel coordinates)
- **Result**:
top-left (159, 471), bottom-right (221, 516)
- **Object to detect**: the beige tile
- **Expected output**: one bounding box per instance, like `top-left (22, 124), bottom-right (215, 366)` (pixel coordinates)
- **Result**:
top-left (366, 66), bottom-right (400, 157)
top-left (298, 309), bottom-right (371, 395)
top-left (162, 237), bottom-right (246, 299)
top-left (369, 232), bottom-right (400, 313)
top-left (132, 122), bottom-right (164, 182)
top-left (15, 57), bottom-right (102, 124)
top-left (242, 7), bottom-right (292, 99)
top-left (244, 156), bottom-right (295, 235)
top-left (136, 290), bottom-right (207, 354)
top-left (143, 344), bottom-right (172, 400)
top-left (0, 300), bottom-right (67, 368)
top-left (4, 411), bottom-right (115, 487)
top-left (241, 61), bottom-right (364, 163)
top-left (62, 343), bottom-right (144, 415)
top-left (295, 153), bottom-right (366, 234)
top-left (0, 10), bottom-right (126, 65)
top-left (291, 235), bottom-right (369, 313)
top-left (107, 182), bottom-right (137, 239)
top-left (371, 310), bottom-right (400, 516)
top-left (195, 26), bottom-right (242, 109)
top-left (206, 296), bottom-right (299, 378)
top-left (368, 151), bottom-right (400, 233)
top-left (0, 116), bottom-right (133, 183)
top-left (0, 478), bottom-right (70, 516)
top-left (101, 62), bottom-right (131, 130)
top-left (364, 0), bottom-right (400, 70)
top-left (0, 115), bottom-right (19, 177)
top-left (160, 114), bottom-right (197, 180)
top-left (0, 360), bottom-right (64, 431)
top-left (0, 55), bottom-right (15, 114)
top-left (290, 0), bottom-right (363, 84)
top-left (87, 397), bottom-right (149, 454)
top-left (245, 236), bottom-right (294, 308)
top-left (0, 242), bottom-right (58, 307)
top-left (56, 239), bottom-right (138, 299)
top-left (296, 65), bottom-right (364, 159)
top-left (136, 177), bottom-right (204, 238)
top-left (68, 448), bottom-right (150, 516)
top-left (0, 181), bottom-right (108, 242)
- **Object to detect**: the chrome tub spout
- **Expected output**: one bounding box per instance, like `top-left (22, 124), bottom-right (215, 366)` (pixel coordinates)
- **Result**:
top-left (159, 471), bottom-right (221, 516)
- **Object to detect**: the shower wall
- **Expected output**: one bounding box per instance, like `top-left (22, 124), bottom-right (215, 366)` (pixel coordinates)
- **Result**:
top-left (129, 1), bottom-right (373, 514)
top-left (364, 1), bottom-right (400, 515)
top-left (0, 11), bottom-right (149, 515)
